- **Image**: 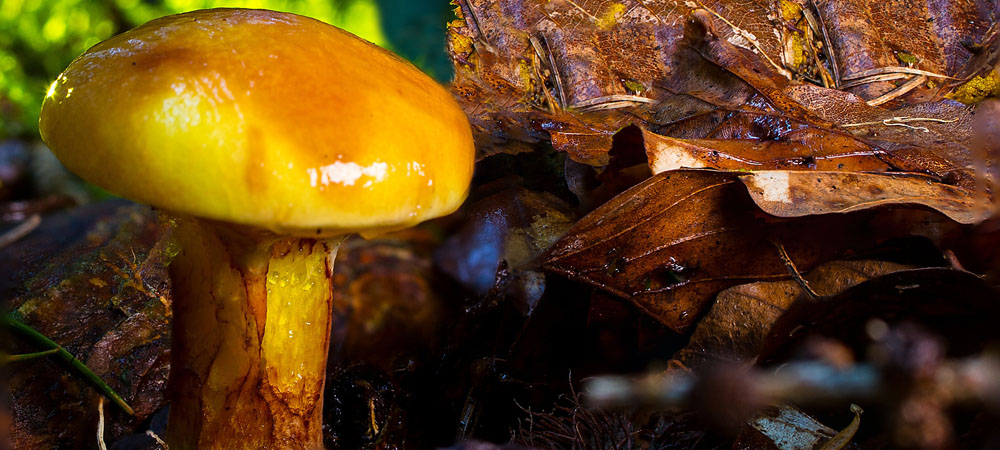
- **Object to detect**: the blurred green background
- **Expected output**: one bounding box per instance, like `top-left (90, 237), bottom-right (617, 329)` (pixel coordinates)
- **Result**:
top-left (0, 0), bottom-right (455, 139)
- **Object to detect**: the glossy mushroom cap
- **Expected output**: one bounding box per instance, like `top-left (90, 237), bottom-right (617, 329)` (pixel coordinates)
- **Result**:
top-left (40, 8), bottom-right (474, 236)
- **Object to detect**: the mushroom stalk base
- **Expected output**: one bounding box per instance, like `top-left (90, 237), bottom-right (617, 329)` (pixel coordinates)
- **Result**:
top-left (166, 216), bottom-right (340, 449)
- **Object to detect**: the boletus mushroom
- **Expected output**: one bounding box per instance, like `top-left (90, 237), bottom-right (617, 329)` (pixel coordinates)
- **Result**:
top-left (39, 9), bottom-right (474, 449)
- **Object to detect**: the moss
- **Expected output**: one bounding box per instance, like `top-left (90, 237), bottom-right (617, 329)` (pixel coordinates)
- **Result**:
top-left (947, 70), bottom-right (1000, 105)
top-left (777, 0), bottom-right (805, 70)
top-left (596, 3), bottom-right (625, 30)
top-left (518, 58), bottom-right (535, 91)
top-left (779, 0), bottom-right (801, 21)
top-left (895, 51), bottom-right (918, 65)
top-left (623, 79), bottom-right (646, 94)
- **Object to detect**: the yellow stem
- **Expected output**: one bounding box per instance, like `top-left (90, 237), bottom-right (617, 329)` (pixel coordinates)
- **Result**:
top-left (165, 215), bottom-right (340, 450)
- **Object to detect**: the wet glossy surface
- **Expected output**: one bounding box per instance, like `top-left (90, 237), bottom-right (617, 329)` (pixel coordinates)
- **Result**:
top-left (40, 8), bottom-right (474, 236)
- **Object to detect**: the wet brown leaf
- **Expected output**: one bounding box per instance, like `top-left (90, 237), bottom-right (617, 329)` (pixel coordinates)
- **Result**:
top-left (448, 0), bottom-right (775, 161)
top-left (450, 0), bottom-right (989, 186)
top-left (675, 260), bottom-right (913, 370)
top-left (542, 170), bottom-right (917, 332)
top-left (812, 0), bottom-right (996, 101)
top-left (696, 23), bottom-right (981, 187)
top-left (740, 171), bottom-right (981, 224)
top-left (759, 268), bottom-right (1000, 364)
top-left (642, 127), bottom-right (891, 174)
top-left (3, 201), bottom-right (172, 448)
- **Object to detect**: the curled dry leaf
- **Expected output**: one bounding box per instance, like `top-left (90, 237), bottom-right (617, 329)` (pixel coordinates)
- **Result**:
top-left (642, 128), bottom-right (892, 174)
top-left (675, 260), bottom-right (913, 370)
top-left (740, 171), bottom-right (982, 225)
top-left (543, 170), bottom-right (915, 332)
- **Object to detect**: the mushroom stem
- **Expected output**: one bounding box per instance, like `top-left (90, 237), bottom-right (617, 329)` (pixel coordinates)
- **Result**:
top-left (165, 215), bottom-right (341, 449)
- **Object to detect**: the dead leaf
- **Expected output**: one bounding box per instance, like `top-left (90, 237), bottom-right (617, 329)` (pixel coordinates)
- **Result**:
top-left (643, 128), bottom-right (892, 174)
top-left (759, 268), bottom-right (1000, 364)
top-left (450, 0), bottom-right (988, 190)
top-left (675, 260), bottom-right (913, 370)
top-left (812, 0), bottom-right (995, 102)
top-left (448, 0), bottom-right (784, 161)
top-left (695, 18), bottom-right (980, 187)
top-left (543, 169), bottom-right (917, 332)
top-left (733, 403), bottom-right (854, 450)
top-left (3, 201), bottom-right (172, 448)
top-left (740, 171), bottom-right (981, 224)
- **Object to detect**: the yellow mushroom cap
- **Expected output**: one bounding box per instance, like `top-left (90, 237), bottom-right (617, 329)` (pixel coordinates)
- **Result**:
top-left (40, 8), bottom-right (474, 236)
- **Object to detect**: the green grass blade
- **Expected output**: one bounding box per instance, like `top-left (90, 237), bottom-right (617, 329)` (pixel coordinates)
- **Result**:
top-left (3, 347), bottom-right (60, 362)
top-left (3, 314), bottom-right (135, 415)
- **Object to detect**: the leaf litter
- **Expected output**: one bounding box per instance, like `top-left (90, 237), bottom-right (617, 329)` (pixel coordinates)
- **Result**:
top-left (6, 0), bottom-right (1000, 448)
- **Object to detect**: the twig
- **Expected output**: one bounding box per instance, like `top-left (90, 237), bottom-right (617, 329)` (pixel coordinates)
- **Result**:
top-left (529, 35), bottom-right (562, 112)
top-left (772, 241), bottom-right (820, 300)
top-left (866, 75), bottom-right (927, 106)
top-left (0, 214), bottom-right (41, 250)
top-left (838, 73), bottom-right (909, 89)
top-left (844, 66), bottom-right (954, 81)
top-left (455, 0), bottom-right (497, 55)
top-left (804, 1), bottom-right (839, 87)
top-left (538, 34), bottom-right (567, 109)
top-left (818, 404), bottom-right (864, 450)
top-left (571, 95), bottom-right (656, 113)
top-left (98, 397), bottom-right (108, 450)
top-left (146, 430), bottom-right (169, 449)
top-left (803, 22), bottom-right (833, 88)
top-left (841, 116), bottom-right (960, 133)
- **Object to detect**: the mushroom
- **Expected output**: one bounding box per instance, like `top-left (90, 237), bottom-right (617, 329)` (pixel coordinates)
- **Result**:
top-left (39, 8), bottom-right (474, 449)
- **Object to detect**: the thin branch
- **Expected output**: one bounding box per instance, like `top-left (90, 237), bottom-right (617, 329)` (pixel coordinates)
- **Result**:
top-left (844, 66), bottom-right (954, 81)
top-left (97, 398), bottom-right (108, 450)
top-left (146, 430), bottom-right (169, 449)
top-left (838, 73), bottom-right (909, 89)
top-left (804, 1), bottom-right (840, 87)
top-left (772, 241), bottom-right (820, 300)
top-left (538, 33), bottom-right (567, 109)
top-left (866, 75), bottom-right (927, 106)
top-left (0, 214), bottom-right (41, 250)
top-left (841, 115), bottom-right (960, 133)
top-left (571, 94), bottom-right (656, 112)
